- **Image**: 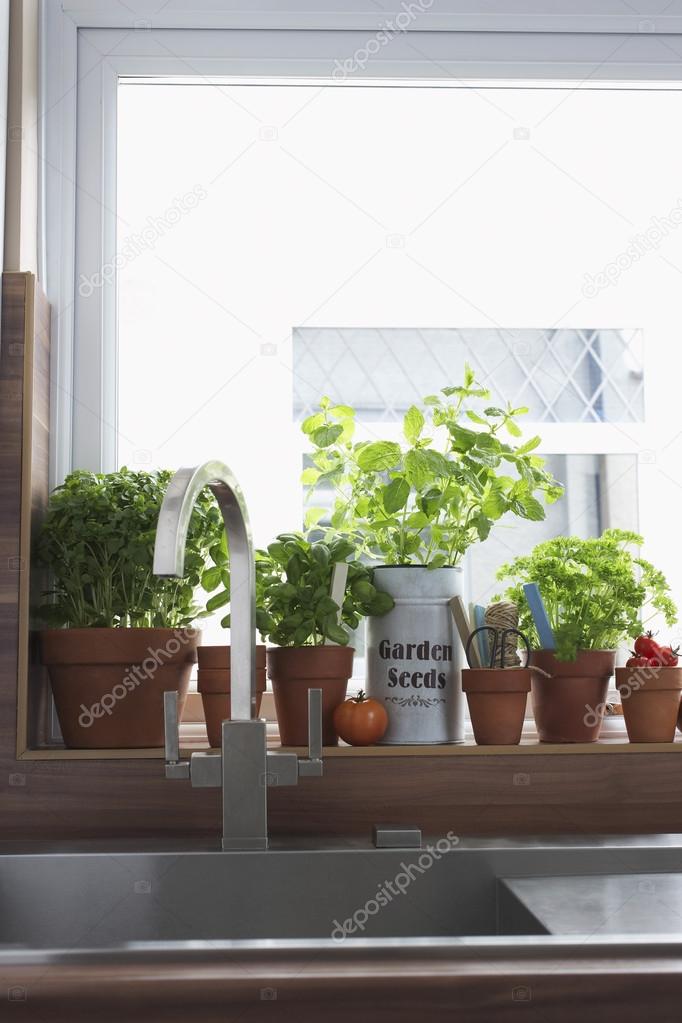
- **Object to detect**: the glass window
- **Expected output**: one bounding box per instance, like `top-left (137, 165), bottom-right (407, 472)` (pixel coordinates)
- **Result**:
top-left (115, 79), bottom-right (682, 658)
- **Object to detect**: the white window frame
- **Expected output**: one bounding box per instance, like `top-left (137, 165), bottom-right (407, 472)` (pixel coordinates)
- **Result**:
top-left (40, 5), bottom-right (682, 604)
top-left (41, 3), bottom-right (682, 486)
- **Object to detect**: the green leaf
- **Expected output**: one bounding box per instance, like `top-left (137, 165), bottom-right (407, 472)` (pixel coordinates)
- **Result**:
top-left (310, 543), bottom-right (330, 567)
top-left (404, 449), bottom-right (431, 490)
top-left (301, 466), bottom-right (321, 485)
top-left (206, 589), bottom-right (231, 612)
top-left (301, 412), bottom-right (325, 435)
top-left (330, 404), bottom-right (354, 419)
top-left (406, 510), bottom-right (430, 529)
top-left (516, 493), bottom-right (546, 521)
top-left (304, 506), bottom-right (327, 529)
top-left (481, 480), bottom-right (507, 520)
top-left (367, 591), bottom-right (395, 615)
top-left (323, 621), bottom-right (349, 645)
top-left (351, 579), bottom-right (376, 601)
top-left (357, 441), bottom-right (401, 472)
top-left (382, 477), bottom-right (410, 514)
top-left (201, 565), bottom-right (222, 592)
top-left (312, 424), bottom-right (343, 448)
top-left (466, 410), bottom-right (489, 426)
top-left (448, 424), bottom-right (478, 452)
top-left (515, 435), bottom-right (542, 455)
top-left (403, 405), bottom-right (425, 444)
top-left (209, 542), bottom-right (228, 566)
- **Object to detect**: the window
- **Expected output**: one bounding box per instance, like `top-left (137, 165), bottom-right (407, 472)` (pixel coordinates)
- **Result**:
top-left (43, 18), bottom-right (682, 665)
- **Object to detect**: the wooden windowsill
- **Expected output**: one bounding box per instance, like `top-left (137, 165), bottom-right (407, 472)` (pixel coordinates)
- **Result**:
top-left (18, 716), bottom-right (682, 759)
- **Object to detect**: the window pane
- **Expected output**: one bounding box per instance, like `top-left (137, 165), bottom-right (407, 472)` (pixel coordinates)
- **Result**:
top-left (116, 79), bottom-right (682, 646)
top-left (293, 327), bottom-right (644, 423)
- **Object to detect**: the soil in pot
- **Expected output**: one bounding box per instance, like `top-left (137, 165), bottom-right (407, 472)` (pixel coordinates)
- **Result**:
top-left (462, 668), bottom-right (531, 745)
top-left (529, 649), bottom-right (616, 743)
top-left (197, 645), bottom-right (267, 747)
top-left (616, 666), bottom-right (682, 742)
top-left (267, 645), bottom-right (354, 747)
top-left (40, 627), bottom-right (200, 749)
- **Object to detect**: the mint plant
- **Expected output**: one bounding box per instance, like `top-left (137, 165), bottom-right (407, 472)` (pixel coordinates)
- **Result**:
top-left (254, 533), bottom-right (393, 647)
top-left (37, 469), bottom-right (223, 628)
top-left (302, 366), bottom-right (563, 567)
top-left (496, 529), bottom-right (677, 661)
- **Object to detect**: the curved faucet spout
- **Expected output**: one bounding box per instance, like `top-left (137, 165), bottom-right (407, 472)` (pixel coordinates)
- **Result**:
top-left (153, 461), bottom-right (256, 721)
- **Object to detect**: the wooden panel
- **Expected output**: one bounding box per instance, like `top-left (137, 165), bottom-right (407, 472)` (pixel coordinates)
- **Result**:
top-left (3, 271), bottom-right (682, 840)
top-left (2, 946), bottom-right (682, 1023)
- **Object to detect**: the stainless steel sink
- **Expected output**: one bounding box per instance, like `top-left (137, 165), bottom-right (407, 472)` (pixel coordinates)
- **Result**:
top-left (2, 835), bottom-right (682, 951)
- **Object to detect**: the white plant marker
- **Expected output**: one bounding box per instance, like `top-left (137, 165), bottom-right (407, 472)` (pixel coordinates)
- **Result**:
top-left (324, 562), bottom-right (349, 646)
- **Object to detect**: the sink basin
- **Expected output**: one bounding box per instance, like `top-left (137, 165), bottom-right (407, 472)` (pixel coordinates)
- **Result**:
top-left (4, 837), bottom-right (682, 1021)
top-left (2, 835), bottom-right (682, 949)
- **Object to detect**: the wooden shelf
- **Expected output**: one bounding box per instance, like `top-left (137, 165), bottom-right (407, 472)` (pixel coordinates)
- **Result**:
top-left (19, 719), bottom-right (682, 760)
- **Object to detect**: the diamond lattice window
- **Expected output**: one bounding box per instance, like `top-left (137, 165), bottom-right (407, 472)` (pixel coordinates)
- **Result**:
top-left (292, 328), bottom-right (644, 423)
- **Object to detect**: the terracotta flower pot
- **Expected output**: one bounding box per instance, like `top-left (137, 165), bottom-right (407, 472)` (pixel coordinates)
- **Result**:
top-left (197, 645), bottom-right (267, 748)
top-left (40, 627), bottom-right (200, 749)
top-left (529, 649), bottom-right (616, 743)
top-left (616, 666), bottom-right (682, 742)
top-left (267, 645), bottom-right (354, 747)
top-left (462, 668), bottom-right (531, 745)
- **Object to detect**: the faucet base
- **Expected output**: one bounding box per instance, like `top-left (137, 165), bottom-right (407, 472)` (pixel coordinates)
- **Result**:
top-left (222, 837), bottom-right (269, 851)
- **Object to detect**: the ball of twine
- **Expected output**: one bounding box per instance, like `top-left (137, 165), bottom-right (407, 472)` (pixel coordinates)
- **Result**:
top-left (484, 601), bottom-right (521, 667)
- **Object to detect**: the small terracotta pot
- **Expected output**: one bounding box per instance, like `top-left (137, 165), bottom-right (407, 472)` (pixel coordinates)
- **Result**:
top-left (197, 645), bottom-right (267, 748)
top-left (462, 668), bottom-right (531, 745)
top-left (267, 645), bottom-right (354, 747)
top-left (529, 649), bottom-right (615, 743)
top-left (616, 666), bottom-right (682, 742)
top-left (40, 627), bottom-right (200, 749)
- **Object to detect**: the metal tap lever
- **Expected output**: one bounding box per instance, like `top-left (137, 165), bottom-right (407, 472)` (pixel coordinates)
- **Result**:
top-left (298, 688), bottom-right (324, 777)
top-left (163, 691), bottom-right (190, 779)
top-left (164, 687), bottom-right (323, 788)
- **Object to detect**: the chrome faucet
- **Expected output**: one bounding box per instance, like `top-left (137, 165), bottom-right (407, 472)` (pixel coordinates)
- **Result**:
top-left (153, 461), bottom-right (323, 851)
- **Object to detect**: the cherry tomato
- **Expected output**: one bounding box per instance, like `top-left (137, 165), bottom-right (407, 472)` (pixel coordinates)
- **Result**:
top-left (658, 645), bottom-right (680, 667)
top-left (626, 654), bottom-right (650, 667)
top-left (633, 632), bottom-right (663, 659)
top-left (333, 691), bottom-right (388, 746)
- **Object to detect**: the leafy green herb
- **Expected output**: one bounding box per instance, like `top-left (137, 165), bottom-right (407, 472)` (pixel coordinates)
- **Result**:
top-left (496, 529), bottom-right (678, 661)
top-left (254, 532), bottom-right (394, 647)
top-left (36, 469), bottom-right (223, 628)
top-left (302, 371), bottom-right (563, 567)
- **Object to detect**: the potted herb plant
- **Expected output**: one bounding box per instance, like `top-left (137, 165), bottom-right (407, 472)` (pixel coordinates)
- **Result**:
top-left (302, 367), bottom-right (562, 744)
top-left (497, 529), bottom-right (677, 743)
top-left (257, 533), bottom-right (393, 747)
top-left (37, 469), bottom-right (222, 749)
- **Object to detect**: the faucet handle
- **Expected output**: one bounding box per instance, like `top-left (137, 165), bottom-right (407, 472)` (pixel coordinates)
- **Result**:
top-left (163, 691), bottom-right (190, 779)
top-left (308, 688), bottom-right (322, 760)
top-left (298, 688), bottom-right (324, 778)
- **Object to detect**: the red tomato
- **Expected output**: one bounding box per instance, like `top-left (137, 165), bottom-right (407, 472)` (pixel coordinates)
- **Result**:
top-left (626, 655), bottom-right (650, 667)
top-left (658, 645), bottom-right (680, 667)
top-left (333, 691), bottom-right (388, 746)
top-left (633, 632), bottom-right (663, 659)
